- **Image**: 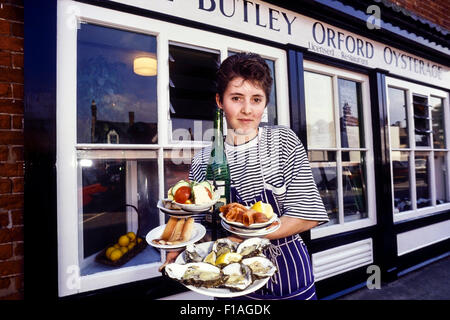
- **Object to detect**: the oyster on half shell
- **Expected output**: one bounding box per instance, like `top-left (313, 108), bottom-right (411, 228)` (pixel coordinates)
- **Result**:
top-left (212, 238), bottom-right (237, 257)
top-left (236, 237), bottom-right (271, 258)
top-left (165, 262), bottom-right (222, 288)
top-left (222, 263), bottom-right (253, 291)
top-left (184, 243), bottom-right (207, 263)
top-left (242, 256), bottom-right (277, 279)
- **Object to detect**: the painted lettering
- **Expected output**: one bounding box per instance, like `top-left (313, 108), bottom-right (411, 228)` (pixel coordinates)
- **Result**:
top-left (312, 21), bottom-right (326, 44)
top-left (269, 8), bottom-right (280, 31)
top-left (255, 3), bottom-right (266, 27)
top-left (243, 0), bottom-right (252, 22)
top-left (199, 0), bottom-right (215, 12)
top-left (282, 12), bottom-right (296, 35)
top-left (346, 35), bottom-right (355, 53)
top-left (220, 0), bottom-right (235, 18)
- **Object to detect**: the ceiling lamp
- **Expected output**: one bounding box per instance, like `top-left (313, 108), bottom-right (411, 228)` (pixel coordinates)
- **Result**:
top-left (133, 56), bottom-right (157, 76)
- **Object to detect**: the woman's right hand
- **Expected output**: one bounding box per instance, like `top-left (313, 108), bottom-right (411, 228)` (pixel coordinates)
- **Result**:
top-left (159, 249), bottom-right (182, 273)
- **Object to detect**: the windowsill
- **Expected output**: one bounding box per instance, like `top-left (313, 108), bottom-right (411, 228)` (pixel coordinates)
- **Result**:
top-left (311, 216), bottom-right (376, 240)
top-left (393, 202), bottom-right (450, 223)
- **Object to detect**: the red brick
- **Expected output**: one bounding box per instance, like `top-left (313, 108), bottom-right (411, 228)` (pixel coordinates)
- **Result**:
top-left (0, 114), bottom-right (10, 129)
top-left (0, 99), bottom-right (23, 114)
top-left (10, 146), bottom-right (22, 162)
top-left (11, 115), bottom-right (22, 129)
top-left (0, 163), bottom-right (19, 177)
top-left (10, 226), bottom-right (23, 242)
top-left (0, 179), bottom-right (12, 194)
top-left (0, 212), bottom-right (9, 228)
top-left (0, 83), bottom-right (11, 97)
top-left (0, 259), bottom-right (23, 276)
top-left (0, 228), bottom-right (11, 243)
top-left (0, 194), bottom-right (23, 210)
top-left (11, 177), bottom-right (23, 193)
top-left (0, 67), bottom-right (23, 83)
top-left (0, 20), bottom-right (9, 35)
top-left (0, 4), bottom-right (24, 22)
top-left (11, 53), bottom-right (22, 68)
top-left (0, 146), bottom-right (7, 161)
top-left (10, 209), bottom-right (22, 225)
top-left (10, 22), bottom-right (23, 38)
top-left (0, 131), bottom-right (23, 145)
top-left (0, 243), bottom-right (13, 260)
top-left (13, 242), bottom-right (23, 257)
top-left (0, 51), bottom-right (11, 67)
top-left (0, 35), bottom-right (23, 52)
top-left (11, 84), bottom-right (22, 99)
top-left (0, 278), bottom-right (11, 290)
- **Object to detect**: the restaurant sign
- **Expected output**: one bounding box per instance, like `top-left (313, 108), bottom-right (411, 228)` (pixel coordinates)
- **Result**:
top-left (111, 0), bottom-right (449, 88)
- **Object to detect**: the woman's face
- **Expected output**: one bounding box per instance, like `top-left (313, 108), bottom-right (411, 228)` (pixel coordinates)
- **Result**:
top-left (216, 77), bottom-right (266, 142)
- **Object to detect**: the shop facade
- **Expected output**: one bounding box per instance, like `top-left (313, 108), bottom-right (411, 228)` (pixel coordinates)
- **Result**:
top-left (24, 0), bottom-right (449, 299)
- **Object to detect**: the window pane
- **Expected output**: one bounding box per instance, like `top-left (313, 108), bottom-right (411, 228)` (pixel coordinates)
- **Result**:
top-left (435, 152), bottom-right (448, 204)
top-left (415, 152), bottom-right (431, 208)
top-left (342, 151), bottom-right (367, 222)
top-left (169, 45), bottom-right (219, 141)
top-left (308, 151), bottom-right (338, 225)
top-left (77, 24), bottom-right (158, 144)
top-left (430, 96), bottom-right (446, 149)
top-left (228, 51), bottom-right (278, 126)
top-left (388, 87), bottom-right (409, 148)
top-left (338, 79), bottom-right (364, 148)
top-left (392, 151), bottom-right (411, 213)
top-left (305, 72), bottom-right (336, 148)
top-left (413, 95), bottom-right (431, 147)
top-left (79, 157), bottom-right (160, 276)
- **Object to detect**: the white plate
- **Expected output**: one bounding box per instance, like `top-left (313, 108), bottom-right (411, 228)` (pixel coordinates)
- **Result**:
top-left (174, 194), bottom-right (220, 212)
top-left (157, 199), bottom-right (193, 217)
top-left (146, 222), bottom-right (206, 250)
top-left (219, 212), bottom-right (277, 229)
top-left (221, 218), bottom-right (281, 238)
top-left (174, 241), bottom-right (271, 298)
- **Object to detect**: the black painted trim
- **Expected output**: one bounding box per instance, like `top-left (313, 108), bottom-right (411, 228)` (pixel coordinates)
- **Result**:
top-left (394, 210), bottom-right (450, 234)
top-left (24, 0), bottom-right (59, 299)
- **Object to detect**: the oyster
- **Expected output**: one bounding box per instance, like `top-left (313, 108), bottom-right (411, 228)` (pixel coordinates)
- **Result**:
top-left (184, 243), bottom-right (207, 263)
top-left (165, 262), bottom-right (222, 288)
top-left (212, 238), bottom-right (237, 257)
top-left (242, 256), bottom-right (277, 279)
top-left (236, 237), bottom-right (271, 258)
top-left (222, 263), bottom-right (252, 291)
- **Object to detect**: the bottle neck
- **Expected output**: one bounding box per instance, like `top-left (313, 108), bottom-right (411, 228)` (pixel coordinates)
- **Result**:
top-left (213, 107), bottom-right (224, 149)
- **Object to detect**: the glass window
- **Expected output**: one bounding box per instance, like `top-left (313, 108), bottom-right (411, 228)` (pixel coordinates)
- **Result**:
top-left (388, 87), bottom-right (409, 148)
top-left (387, 77), bottom-right (449, 217)
top-left (305, 71), bottom-right (336, 149)
top-left (77, 23), bottom-right (158, 144)
top-left (169, 44), bottom-right (219, 142)
top-left (78, 156), bottom-right (160, 276)
top-left (304, 64), bottom-right (372, 231)
top-left (430, 96), bottom-right (446, 149)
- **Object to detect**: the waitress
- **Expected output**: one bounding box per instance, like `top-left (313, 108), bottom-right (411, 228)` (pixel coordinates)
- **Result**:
top-left (164, 52), bottom-right (329, 300)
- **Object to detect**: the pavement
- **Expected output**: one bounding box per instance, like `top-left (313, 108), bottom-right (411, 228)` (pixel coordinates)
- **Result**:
top-left (337, 253), bottom-right (450, 300)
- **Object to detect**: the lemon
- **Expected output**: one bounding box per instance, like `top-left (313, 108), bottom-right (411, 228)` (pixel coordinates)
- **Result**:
top-left (215, 252), bottom-right (242, 266)
top-left (251, 201), bottom-right (274, 219)
top-left (126, 232), bottom-right (136, 242)
top-left (109, 249), bottom-right (123, 261)
top-left (203, 251), bottom-right (216, 265)
top-left (120, 246), bottom-right (128, 254)
top-left (127, 242), bottom-right (136, 250)
top-left (118, 235), bottom-right (130, 247)
top-left (114, 243), bottom-right (120, 249)
top-left (105, 246), bottom-right (116, 259)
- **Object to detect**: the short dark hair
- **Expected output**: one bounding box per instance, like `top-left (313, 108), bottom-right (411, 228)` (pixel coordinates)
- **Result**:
top-left (216, 52), bottom-right (273, 105)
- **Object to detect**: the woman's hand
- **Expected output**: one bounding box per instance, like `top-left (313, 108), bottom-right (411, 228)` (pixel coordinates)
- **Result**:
top-left (264, 216), bottom-right (318, 240)
top-left (159, 249), bottom-right (182, 272)
top-left (227, 235), bottom-right (244, 243)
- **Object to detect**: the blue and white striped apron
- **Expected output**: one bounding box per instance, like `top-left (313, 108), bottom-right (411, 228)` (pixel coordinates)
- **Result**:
top-left (229, 185), bottom-right (317, 300)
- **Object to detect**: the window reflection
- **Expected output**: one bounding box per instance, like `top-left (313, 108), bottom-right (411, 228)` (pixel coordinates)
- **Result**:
top-left (338, 79), bottom-right (363, 148)
top-left (434, 152), bottom-right (448, 204)
top-left (77, 23), bottom-right (158, 144)
top-left (309, 151), bottom-right (338, 225)
top-left (430, 96), bottom-right (445, 149)
top-left (415, 153), bottom-right (431, 208)
top-left (388, 87), bottom-right (408, 148)
top-left (305, 72), bottom-right (336, 148)
top-left (342, 151), bottom-right (367, 222)
top-left (392, 151), bottom-right (411, 212)
top-left (413, 95), bottom-right (430, 147)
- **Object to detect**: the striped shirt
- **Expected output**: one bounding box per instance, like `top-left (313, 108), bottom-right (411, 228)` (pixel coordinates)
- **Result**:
top-left (189, 125), bottom-right (329, 224)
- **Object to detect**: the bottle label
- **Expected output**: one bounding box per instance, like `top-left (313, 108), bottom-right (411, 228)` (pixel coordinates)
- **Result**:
top-left (206, 179), bottom-right (226, 224)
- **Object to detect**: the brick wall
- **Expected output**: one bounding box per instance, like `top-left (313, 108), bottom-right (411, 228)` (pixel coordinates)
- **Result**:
top-left (0, 0), bottom-right (24, 300)
top-left (391, 0), bottom-right (450, 30)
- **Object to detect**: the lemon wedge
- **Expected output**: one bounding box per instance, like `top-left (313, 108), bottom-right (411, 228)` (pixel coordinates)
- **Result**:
top-left (215, 252), bottom-right (242, 266)
top-left (203, 251), bottom-right (217, 265)
top-left (251, 201), bottom-right (274, 219)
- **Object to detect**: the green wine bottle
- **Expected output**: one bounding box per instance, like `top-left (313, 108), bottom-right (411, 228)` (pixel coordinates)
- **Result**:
top-left (206, 107), bottom-right (231, 210)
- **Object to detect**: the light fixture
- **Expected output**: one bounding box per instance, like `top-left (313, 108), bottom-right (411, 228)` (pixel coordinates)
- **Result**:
top-left (133, 56), bottom-right (157, 76)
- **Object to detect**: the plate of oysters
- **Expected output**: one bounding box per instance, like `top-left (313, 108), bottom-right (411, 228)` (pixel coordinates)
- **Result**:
top-left (165, 180), bottom-right (220, 213)
top-left (164, 237), bottom-right (277, 298)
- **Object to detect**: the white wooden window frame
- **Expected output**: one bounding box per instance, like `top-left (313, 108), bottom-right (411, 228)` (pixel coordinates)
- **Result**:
top-left (303, 61), bottom-right (377, 239)
top-left (385, 76), bottom-right (450, 223)
top-left (57, 0), bottom-right (289, 297)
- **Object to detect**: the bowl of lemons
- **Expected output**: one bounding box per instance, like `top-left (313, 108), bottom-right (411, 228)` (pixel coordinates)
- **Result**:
top-left (96, 231), bottom-right (147, 267)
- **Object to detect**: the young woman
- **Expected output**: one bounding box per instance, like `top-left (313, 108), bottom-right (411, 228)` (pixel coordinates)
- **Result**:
top-left (163, 52), bottom-right (329, 300)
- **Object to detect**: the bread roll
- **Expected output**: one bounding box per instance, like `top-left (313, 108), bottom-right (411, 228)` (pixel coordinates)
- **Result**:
top-left (168, 218), bottom-right (185, 242)
top-left (160, 217), bottom-right (179, 240)
top-left (180, 218), bottom-right (194, 242)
